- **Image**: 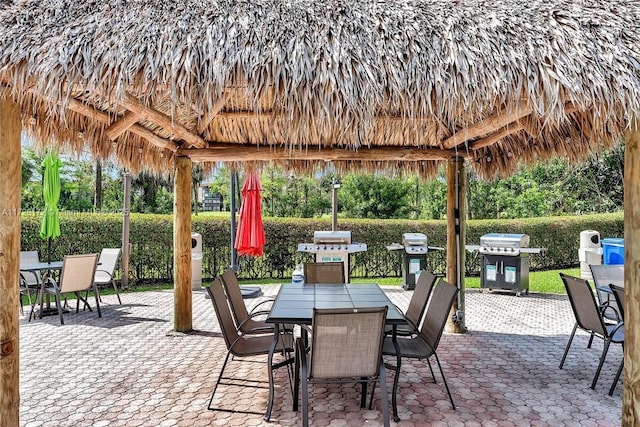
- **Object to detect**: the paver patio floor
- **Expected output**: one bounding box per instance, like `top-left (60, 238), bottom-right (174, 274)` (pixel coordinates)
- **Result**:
top-left (19, 285), bottom-right (622, 426)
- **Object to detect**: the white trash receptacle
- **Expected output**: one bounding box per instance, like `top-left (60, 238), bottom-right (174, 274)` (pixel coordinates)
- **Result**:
top-left (578, 230), bottom-right (602, 281)
top-left (191, 233), bottom-right (203, 289)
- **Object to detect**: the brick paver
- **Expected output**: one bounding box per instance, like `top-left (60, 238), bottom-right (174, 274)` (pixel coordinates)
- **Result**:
top-left (19, 286), bottom-right (622, 426)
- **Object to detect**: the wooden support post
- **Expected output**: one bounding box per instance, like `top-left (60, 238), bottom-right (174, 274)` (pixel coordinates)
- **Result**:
top-left (121, 172), bottom-right (132, 289)
top-left (173, 156), bottom-right (193, 332)
top-left (445, 157), bottom-right (467, 333)
top-left (623, 124), bottom-right (640, 425)
top-left (0, 95), bottom-right (21, 427)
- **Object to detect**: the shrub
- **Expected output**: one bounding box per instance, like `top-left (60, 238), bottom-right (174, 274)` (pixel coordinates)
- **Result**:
top-left (20, 211), bottom-right (624, 285)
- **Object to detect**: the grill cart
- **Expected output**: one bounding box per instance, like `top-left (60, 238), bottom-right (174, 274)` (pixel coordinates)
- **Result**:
top-left (297, 230), bottom-right (367, 283)
top-left (466, 233), bottom-right (545, 296)
top-left (387, 233), bottom-right (444, 290)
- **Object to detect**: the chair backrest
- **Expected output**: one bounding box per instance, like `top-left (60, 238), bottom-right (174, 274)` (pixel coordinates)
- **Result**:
top-left (59, 254), bottom-right (99, 293)
top-left (404, 270), bottom-right (437, 330)
top-left (609, 284), bottom-right (625, 321)
top-left (20, 250), bottom-right (41, 286)
top-left (418, 279), bottom-right (458, 351)
top-left (559, 273), bottom-right (607, 337)
top-left (205, 277), bottom-right (241, 351)
top-left (309, 306), bottom-right (387, 379)
top-left (304, 262), bottom-right (345, 284)
top-left (220, 268), bottom-right (250, 326)
top-left (589, 264), bottom-right (624, 312)
top-left (97, 248), bottom-right (121, 276)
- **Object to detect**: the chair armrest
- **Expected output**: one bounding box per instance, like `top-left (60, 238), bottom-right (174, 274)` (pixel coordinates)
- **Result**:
top-left (599, 301), bottom-right (621, 323)
top-left (247, 309), bottom-right (271, 319)
top-left (248, 298), bottom-right (276, 314)
top-left (236, 316), bottom-right (273, 333)
top-left (95, 269), bottom-right (114, 278)
top-left (43, 276), bottom-right (60, 292)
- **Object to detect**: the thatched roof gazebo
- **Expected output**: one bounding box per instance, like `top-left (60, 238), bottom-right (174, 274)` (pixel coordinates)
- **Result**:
top-left (1, 0), bottom-right (639, 424)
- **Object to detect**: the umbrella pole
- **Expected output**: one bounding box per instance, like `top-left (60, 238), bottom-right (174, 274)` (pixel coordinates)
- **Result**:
top-left (230, 170), bottom-right (238, 272)
top-left (47, 237), bottom-right (52, 264)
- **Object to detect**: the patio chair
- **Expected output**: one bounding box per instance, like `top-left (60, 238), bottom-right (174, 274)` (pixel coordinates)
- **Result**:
top-left (589, 264), bottom-right (623, 323)
top-left (608, 283), bottom-right (625, 396)
top-left (204, 278), bottom-right (293, 415)
top-left (303, 262), bottom-right (345, 284)
top-left (558, 273), bottom-right (624, 390)
top-left (293, 306), bottom-right (390, 427)
top-left (36, 253), bottom-right (101, 325)
top-left (20, 250), bottom-right (42, 289)
top-left (388, 270), bottom-right (437, 337)
top-left (220, 268), bottom-right (274, 334)
top-left (379, 279), bottom-right (458, 411)
top-left (94, 248), bottom-right (122, 304)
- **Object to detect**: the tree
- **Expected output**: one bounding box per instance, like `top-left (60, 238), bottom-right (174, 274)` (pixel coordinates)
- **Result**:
top-left (340, 174), bottom-right (413, 219)
top-left (191, 164), bottom-right (205, 215)
top-left (94, 160), bottom-right (103, 211)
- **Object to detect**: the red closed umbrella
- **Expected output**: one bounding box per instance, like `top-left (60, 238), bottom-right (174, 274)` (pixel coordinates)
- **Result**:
top-left (234, 170), bottom-right (266, 257)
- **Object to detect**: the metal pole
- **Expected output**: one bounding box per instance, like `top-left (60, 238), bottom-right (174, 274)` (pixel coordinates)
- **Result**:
top-left (332, 177), bottom-right (340, 231)
top-left (121, 172), bottom-right (131, 289)
top-left (230, 170), bottom-right (238, 272)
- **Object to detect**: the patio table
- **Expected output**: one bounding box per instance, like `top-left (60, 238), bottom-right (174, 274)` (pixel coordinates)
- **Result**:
top-left (264, 282), bottom-right (407, 422)
top-left (20, 261), bottom-right (64, 319)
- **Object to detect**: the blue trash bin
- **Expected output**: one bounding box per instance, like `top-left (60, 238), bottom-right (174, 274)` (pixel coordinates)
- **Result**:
top-left (602, 238), bottom-right (624, 265)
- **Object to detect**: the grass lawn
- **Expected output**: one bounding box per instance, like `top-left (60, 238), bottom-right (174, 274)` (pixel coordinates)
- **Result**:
top-left (75, 267), bottom-right (581, 297)
top-left (233, 267), bottom-right (582, 294)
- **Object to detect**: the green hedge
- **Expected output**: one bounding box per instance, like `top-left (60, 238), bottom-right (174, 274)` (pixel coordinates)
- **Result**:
top-left (20, 211), bottom-right (624, 285)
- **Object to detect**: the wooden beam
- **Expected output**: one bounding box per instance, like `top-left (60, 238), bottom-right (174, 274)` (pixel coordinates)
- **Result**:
top-left (0, 95), bottom-right (21, 427)
top-left (105, 111), bottom-right (140, 140)
top-left (178, 145), bottom-right (467, 162)
top-left (173, 156), bottom-right (193, 333)
top-left (445, 157), bottom-right (466, 334)
top-left (470, 122), bottom-right (524, 150)
top-left (66, 99), bottom-right (178, 152)
top-left (215, 110), bottom-right (432, 124)
top-left (442, 102), bottom-right (532, 149)
top-left (197, 92), bottom-right (230, 135)
top-left (129, 125), bottom-right (179, 153)
top-left (622, 122), bottom-right (640, 426)
top-left (122, 94), bottom-right (206, 148)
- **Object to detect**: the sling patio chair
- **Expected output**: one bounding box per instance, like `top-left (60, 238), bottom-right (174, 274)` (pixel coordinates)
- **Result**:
top-left (32, 253), bottom-right (101, 325)
top-left (608, 283), bottom-right (625, 396)
top-left (378, 279), bottom-right (458, 415)
top-left (204, 277), bottom-right (293, 415)
top-left (94, 248), bottom-right (122, 304)
top-left (589, 264), bottom-right (623, 323)
top-left (293, 306), bottom-right (390, 427)
top-left (303, 261), bottom-right (345, 284)
top-left (558, 273), bottom-right (624, 391)
top-left (387, 270), bottom-right (437, 337)
top-left (219, 268), bottom-right (275, 334)
top-left (20, 250), bottom-right (43, 289)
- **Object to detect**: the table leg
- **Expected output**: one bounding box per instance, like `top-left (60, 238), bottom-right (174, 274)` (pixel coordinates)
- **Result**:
top-left (265, 321), bottom-right (280, 421)
top-left (392, 325), bottom-right (401, 422)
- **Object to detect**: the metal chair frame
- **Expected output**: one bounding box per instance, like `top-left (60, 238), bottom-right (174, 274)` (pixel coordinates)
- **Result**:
top-left (558, 273), bottom-right (624, 391)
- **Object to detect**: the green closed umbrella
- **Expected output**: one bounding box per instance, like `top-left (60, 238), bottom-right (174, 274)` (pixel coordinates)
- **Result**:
top-left (40, 151), bottom-right (62, 263)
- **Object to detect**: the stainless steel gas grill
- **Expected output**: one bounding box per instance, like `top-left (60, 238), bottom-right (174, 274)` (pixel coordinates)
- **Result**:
top-left (387, 233), bottom-right (444, 290)
top-left (297, 231), bottom-right (367, 282)
top-left (466, 233), bottom-right (545, 296)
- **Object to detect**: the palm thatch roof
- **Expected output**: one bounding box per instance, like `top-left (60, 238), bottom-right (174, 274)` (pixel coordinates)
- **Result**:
top-left (1, 0), bottom-right (639, 178)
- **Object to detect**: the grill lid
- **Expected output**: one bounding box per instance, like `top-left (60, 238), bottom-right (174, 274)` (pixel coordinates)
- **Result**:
top-left (480, 233), bottom-right (529, 248)
top-left (313, 230), bottom-right (351, 244)
top-left (402, 233), bottom-right (428, 246)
